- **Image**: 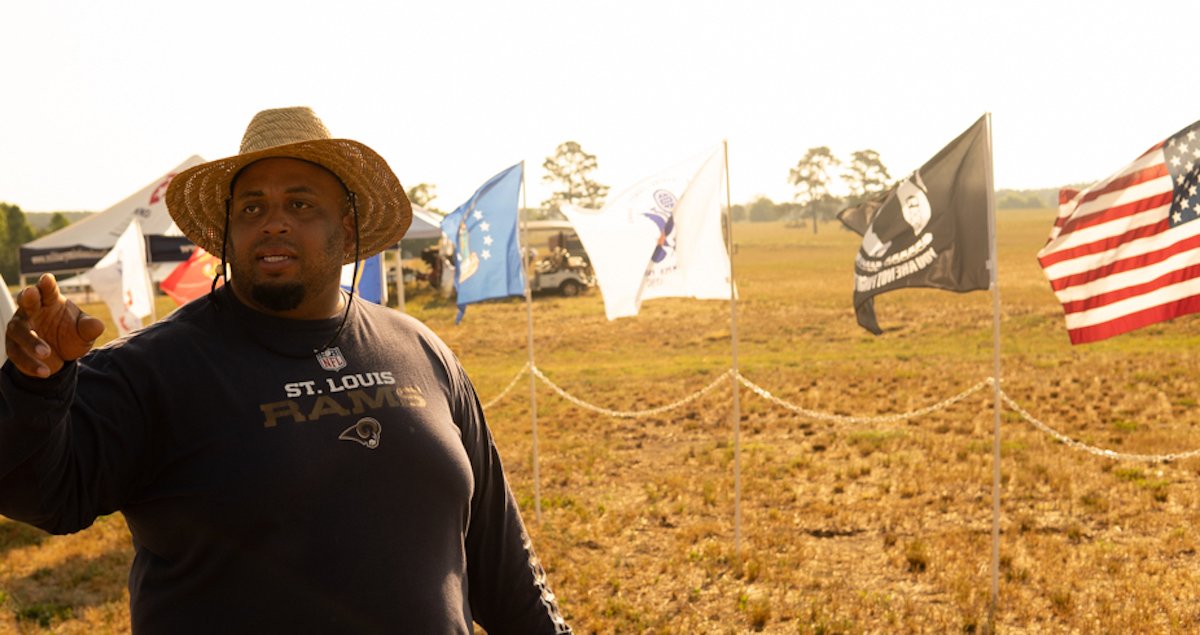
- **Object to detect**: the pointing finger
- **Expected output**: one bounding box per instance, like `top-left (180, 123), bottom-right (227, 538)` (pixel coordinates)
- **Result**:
top-left (15, 285), bottom-right (43, 315)
top-left (35, 273), bottom-right (62, 307)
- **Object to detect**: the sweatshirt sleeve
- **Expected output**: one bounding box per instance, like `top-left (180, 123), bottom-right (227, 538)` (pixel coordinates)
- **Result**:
top-left (0, 355), bottom-right (145, 535)
top-left (450, 361), bottom-right (571, 634)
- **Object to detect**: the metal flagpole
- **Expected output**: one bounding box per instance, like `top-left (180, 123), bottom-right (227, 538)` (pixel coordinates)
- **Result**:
top-left (142, 223), bottom-right (157, 324)
top-left (146, 252), bottom-right (158, 320)
top-left (983, 112), bottom-right (1003, 630)
top-left (519, 161), bottom-right (542, 521)
top-left (723, 140), bottom-right (743, 553)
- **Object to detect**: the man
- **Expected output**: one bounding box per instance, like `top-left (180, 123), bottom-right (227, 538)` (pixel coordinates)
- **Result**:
top-left (0, 107), bottom-right (571, 634)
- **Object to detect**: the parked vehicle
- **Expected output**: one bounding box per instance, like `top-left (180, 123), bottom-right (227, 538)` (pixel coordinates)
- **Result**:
top-left (523, 221), bottom-right (595, 297)
top-left (528, 247), bottom-right (594, 296)
top-left (419, 220), bottom-right (596, 297)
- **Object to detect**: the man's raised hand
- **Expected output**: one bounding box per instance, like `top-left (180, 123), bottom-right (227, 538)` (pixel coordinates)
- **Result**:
top-left (5, 274), bottom-right (105, 378)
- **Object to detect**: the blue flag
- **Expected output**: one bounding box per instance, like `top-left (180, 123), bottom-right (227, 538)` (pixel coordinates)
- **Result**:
top-left (341, 253), bottom-right (386, 304)
top-left (441, 163), bottom-right (525, 323)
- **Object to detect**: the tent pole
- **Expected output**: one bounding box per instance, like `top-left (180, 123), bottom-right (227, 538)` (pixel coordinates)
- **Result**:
top-left (393, 246), bottom-right (403, 310)
top-left (142, 222), bottom-right (157, 324)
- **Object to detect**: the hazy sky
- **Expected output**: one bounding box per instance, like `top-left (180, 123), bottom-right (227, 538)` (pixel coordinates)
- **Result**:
top-left (2, 0), bottom-right (1196, 213)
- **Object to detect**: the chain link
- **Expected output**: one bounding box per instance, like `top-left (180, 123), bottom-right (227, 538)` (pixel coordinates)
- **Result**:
top-left (480, 362), bottom-right (531, 410)
top-left (998, 388), bottom-right (1200, 463)
top-left (735, 372), bottom-right (992, 425)
top-left (529, 366), bottom-right (734, 418)
top-left (485, 364), bottom-right (1200, 463)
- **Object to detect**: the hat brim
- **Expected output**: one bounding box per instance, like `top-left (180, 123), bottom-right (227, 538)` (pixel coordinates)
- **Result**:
top-left (166, 138), bottom-right (412, 265)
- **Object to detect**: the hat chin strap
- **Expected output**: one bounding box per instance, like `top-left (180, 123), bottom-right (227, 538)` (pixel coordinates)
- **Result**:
top-left (313, 191), bottom-right (360, 354)
top-left (213, 201), bottom-right (233, 297)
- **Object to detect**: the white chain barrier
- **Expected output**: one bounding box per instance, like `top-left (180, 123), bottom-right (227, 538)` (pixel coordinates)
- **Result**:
top-left (480, 362), bottom-right (531, 410)
top-left (736, 372), bottom-right (992, 425)
top-left (482, 365), bottom-right (1200, 462)
top-left (996, 387), bottom-right (1200, 463)
top-left (529, 365), bottom-right (735, 418)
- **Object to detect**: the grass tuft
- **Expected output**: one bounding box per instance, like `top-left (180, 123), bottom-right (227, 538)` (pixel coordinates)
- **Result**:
top-left (8, 214), bottom-right (1200, 632)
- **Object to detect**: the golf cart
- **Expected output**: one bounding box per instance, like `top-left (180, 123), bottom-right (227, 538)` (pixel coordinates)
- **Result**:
top-left (529, 246), bottom-right (594, 297)
top-left (524, 222), bottom-right (595, 297)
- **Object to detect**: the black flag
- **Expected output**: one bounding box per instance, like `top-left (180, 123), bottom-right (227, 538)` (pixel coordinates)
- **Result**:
top-left (837, 115), bottom-right (991, 334)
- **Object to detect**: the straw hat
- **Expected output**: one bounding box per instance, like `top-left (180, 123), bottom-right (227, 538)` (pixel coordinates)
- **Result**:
top-left (166, 107), bottom-right (412, 264)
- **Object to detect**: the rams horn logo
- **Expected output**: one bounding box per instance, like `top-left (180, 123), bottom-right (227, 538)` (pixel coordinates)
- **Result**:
top-left (339, 417), bottom-right (382, 449)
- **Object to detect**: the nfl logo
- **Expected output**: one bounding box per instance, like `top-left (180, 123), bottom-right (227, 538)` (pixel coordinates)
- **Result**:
top-left (316, 347), bottom-right (348, 372)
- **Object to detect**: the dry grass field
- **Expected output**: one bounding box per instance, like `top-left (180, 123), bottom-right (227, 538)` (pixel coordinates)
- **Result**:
top-left (3, 210), bottom-right (1200, 633)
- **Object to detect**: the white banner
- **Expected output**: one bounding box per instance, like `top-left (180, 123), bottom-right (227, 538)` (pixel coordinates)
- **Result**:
top-left (0, 273), bottom-right (15, 364)
top-left (90, 220), bottom-right (153, 336)
top-left (563, 146), bottom-right (732, 319)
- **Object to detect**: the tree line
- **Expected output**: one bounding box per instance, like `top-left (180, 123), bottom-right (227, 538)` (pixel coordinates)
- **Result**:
top-left (405, 141), bottom-right (610, 220)
top-left (0, 203), bottom-right (72, 282)
top-left (3, 143), bottom-right (1069, 284)
top-left (404, 143), bottom-right (1065, 230)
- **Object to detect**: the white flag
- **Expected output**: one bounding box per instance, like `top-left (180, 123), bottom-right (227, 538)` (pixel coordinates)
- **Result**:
top-left (90, 220), bottom-right (154, 336)
top-left (0, 273), bottom-right (15, 365)
top-left (562, 146), bottom-right (732, 319)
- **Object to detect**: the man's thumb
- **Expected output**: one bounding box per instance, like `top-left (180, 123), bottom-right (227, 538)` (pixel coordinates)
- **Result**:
top-left (76, 314), bottom-right (105, 343)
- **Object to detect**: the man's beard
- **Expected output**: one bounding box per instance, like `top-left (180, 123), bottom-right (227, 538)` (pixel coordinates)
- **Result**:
top-left (249, 281), bottom-right (306, 312)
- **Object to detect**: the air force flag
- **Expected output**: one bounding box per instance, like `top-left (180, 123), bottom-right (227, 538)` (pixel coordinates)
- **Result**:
top-left (440, 163), bottom-right (525, 323)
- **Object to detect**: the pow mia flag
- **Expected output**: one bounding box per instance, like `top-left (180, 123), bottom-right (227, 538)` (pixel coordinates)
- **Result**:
top-left (838, 115), bottom-right (991, 334)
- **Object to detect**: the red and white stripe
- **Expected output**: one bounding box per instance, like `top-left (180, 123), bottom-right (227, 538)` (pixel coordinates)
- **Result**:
top-left (1037, 142), bottom-right (1200, 344)
top-left (1045, 187), bottom-right (1081, 245)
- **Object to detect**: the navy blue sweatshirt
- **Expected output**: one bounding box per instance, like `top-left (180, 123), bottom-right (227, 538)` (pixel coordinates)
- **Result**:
top-left (0, 286), bottom-right (570, 634)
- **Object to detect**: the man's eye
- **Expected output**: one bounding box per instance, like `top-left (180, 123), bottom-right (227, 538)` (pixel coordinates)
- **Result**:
top-left (291, 200), bottom-right (312, 210)
top-left (242, 205), bottom-right (261, 215)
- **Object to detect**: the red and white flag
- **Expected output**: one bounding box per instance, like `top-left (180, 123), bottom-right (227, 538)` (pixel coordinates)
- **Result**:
top-left (90, 220), bottom-right (154, 337)
top-left (1045, 187), bottom-right (1081, 246)
top-left (160, 247), bottom-right (222, 306)
top-left (1038, 120), bottom-right (1200, 344)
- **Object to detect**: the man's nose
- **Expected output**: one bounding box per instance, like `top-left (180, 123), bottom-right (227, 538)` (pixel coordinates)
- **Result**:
top-left (260, 202), bottom-right (291, 233)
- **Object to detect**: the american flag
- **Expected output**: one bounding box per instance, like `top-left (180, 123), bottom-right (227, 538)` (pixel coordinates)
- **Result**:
top-left (1038, 120), bottom-right (1200, 344)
